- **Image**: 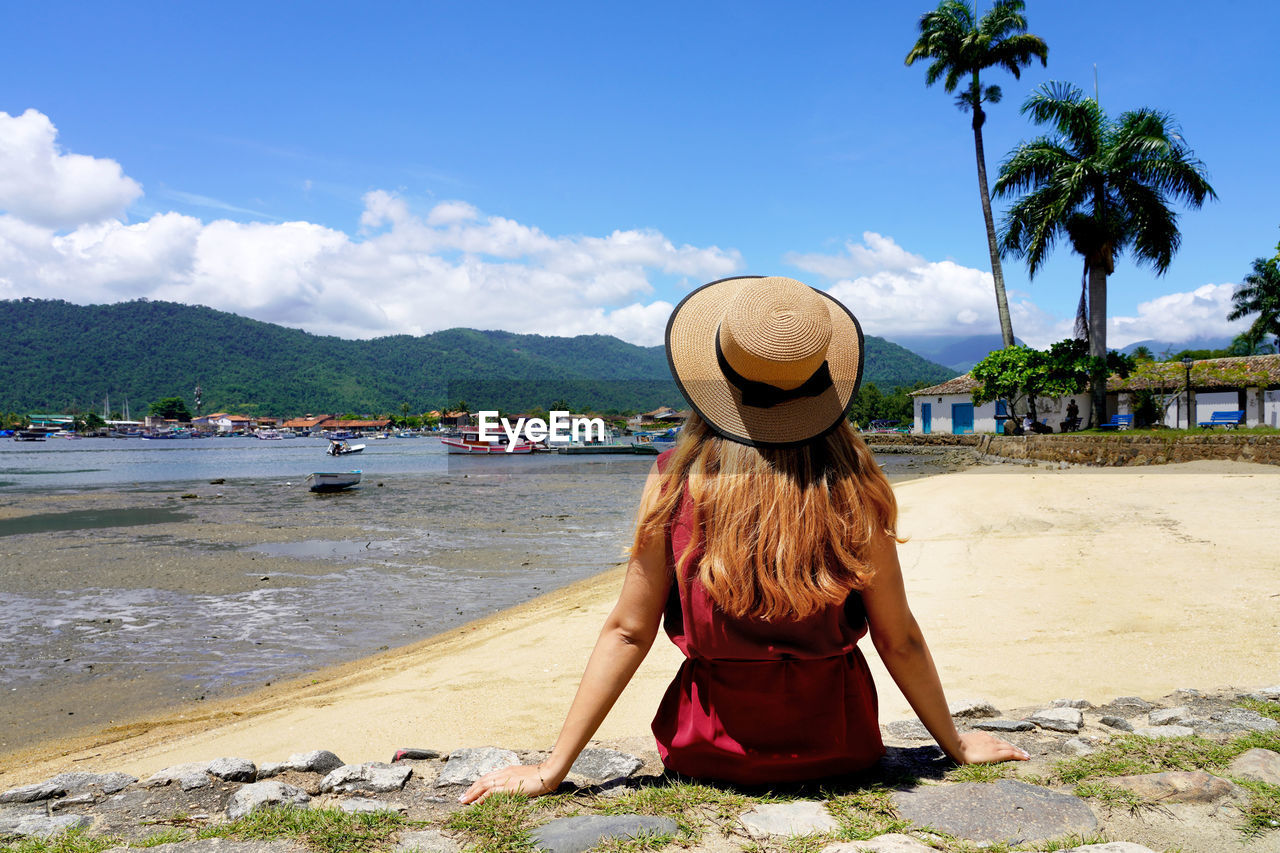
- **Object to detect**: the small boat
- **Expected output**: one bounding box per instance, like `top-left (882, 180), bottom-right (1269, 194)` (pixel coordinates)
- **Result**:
top-left (306, 470), bottom-right (362, 493)
top-left (329, 430), bottom-right (360, 440)
top-left (553, 427), bottom-right (639, 454)
top-left (631, 428), bottom-right (679, 454)
top-left (51, 430), bottom-right (82, 439)
top-left (441, 428), bottom-right (535, 454)
top-left (15, 429), bottom-right (47, 442)
top-left (327, 440), bottom-right (366, 456)
top-left (256, 429), bottom-right (283, 440)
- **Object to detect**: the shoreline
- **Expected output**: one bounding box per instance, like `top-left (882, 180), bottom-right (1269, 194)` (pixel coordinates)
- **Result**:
top-left (4, 458), bottom-right (1280, 787)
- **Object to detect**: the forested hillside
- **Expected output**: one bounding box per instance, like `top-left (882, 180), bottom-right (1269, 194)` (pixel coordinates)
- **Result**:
top-left (2, 299), bottom-right (955, 415)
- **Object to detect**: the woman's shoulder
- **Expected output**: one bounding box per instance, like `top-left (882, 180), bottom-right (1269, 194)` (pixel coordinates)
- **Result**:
top-left (656, 447), bottom-right (676, 472)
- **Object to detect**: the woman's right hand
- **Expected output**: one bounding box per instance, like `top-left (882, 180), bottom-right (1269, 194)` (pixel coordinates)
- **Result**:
top-left (952, 730), bottom-right (1030, 764)
top-left (459, 763), bottom-right (556, 805)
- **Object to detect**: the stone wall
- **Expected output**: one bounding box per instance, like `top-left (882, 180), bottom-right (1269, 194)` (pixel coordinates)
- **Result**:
top-left (865, 432), bottom-right (1280, 467)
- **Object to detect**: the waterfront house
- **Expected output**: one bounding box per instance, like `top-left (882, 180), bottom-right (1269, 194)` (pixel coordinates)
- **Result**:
top-left (281, 415), bottom-right (333, 435)
top-left (910, 354), bottom-right (1280, 434)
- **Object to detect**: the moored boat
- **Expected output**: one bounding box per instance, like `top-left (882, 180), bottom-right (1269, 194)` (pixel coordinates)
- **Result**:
top-left (306, 470), bottom-right (362, 493)
top-left (327, 440), bottom-right (366, 456)
top-left (441, 428), bottom-right (535, 454)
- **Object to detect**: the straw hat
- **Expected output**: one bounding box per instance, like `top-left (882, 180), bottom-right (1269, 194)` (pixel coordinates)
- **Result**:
top-left (665, 275), bottom-right (864, 448)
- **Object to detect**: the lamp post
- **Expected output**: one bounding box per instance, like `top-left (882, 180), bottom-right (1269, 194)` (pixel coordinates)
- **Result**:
top-left (1181, 357), bottom-right (1194, 429)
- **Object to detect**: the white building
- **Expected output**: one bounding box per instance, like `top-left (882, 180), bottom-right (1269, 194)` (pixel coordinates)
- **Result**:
top-left (910, 354), bottom-right (1280, 434)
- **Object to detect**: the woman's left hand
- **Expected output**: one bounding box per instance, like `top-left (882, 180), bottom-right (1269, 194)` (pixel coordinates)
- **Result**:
top-left (459, 764), bottom-right (555, 804)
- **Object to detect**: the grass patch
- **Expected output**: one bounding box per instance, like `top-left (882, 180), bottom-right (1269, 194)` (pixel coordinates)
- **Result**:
top-left (1237, 780), bottom-right (1280, 838)
top-left (945, 763), bottom-right (1014, 784)
top-left (1239, 697), bottom-right (1280, 722)
top-left (1071, 780), bottom-right (1163, 816)
top-left (1052, 734), bottom-right (1233, 784)
top-left (134, 828), bottom-right (193, 847)
top-left (592, 781), bottom-right (760, 840)
top-left (592, 830), bottom-right (677, 853)
top-left (445, 793), bottom-right (538, 853)
top-left (197, 805), bottom-right (409, 853)
top-left (1, 829), bottom-right (117, 853)
top-left (825, 787), bottom-right (911, 841)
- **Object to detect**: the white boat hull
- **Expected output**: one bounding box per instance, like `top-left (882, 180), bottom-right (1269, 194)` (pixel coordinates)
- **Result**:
top-left (306, 470), bottom-right (362, 492)
top-left (441, 437), bottom-right (535, 454)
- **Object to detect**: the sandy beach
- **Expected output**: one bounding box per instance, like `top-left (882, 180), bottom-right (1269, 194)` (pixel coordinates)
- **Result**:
top-left (3, 458), bottom-right (1278, 786)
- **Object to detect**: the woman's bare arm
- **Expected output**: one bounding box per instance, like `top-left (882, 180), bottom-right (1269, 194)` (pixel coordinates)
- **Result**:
top-left (860, 532), bottom-right (1028, 765)
top-left (461, 463), bottom-right (671, 804)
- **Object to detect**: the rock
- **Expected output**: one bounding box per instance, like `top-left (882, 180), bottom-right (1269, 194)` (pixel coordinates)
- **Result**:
top-left (948, 699), bottom-right (999, 718)
top-left (1111, 696), bottom-right (1154, 709)
top-left (1228, 748), bottom-right (1280, 785)
top-left (1174, 687), bottom-right (1203, 699)
top-left (972, 719), bottom-right (1034, 733)
top-left (396, 829), bottom-right (462, 853)
top-left (1210, 707), bottom-right (1280, 732)
top-left (1061, 845), bottom-right (1159, 852)
top-left (1148, 707), bottom-right (1191, 726)
top-left (822, 835), bottom-right (934, 852)
top-left (568, 748), bottom-right (644, 783)
top-left (49, 771), bottom-right (136, 795)
top-left (2, 814), bottom-right (93, 838)
top-left (281, 750), bottom-right (345, 774)
top-left (257, 762), bottom-right (286, 779)
top-left (892, 779), bottom-right (1097, 844)
top-left (1105, 770), bottom-right (1242, 804)
top-left (1185, 718), bottom-right (1239, 735)
top-left (144, 762), bottom-right (210, 790)
top-left (1100, 716), bottom-right (1134, 731)
top-left (1052, 698), bottom-right (1094, 709)
top-left (336, 797), bottom-right (404, 814)
top-left (532, 815), bottom-right (678, 853)
top-left (739, 800), bottom-right (838, 837)
top-left (51, 793), bottom-right (97, 810)
top-left (0, 780), bottom-right (65, 804)
top-left (1029, 707), bottom-right (1083, 733)
top-left (1132, 725), bottom-right (1195, 739)
top-left (392, 748), bottom-right (442, 762)
top-left (319, 762), bottom-right (412, 794)
top-left (209, 757), bottom-right (258, 782)
top-left (226, 781), bottom-right (312, 819)
top-left (1257, 685), bottom-right (1280, 700)
top-left (435, 747), bottom-right (520, 787)
top-left (1063, 738), bottom-right (1097, 756)
top-left (883, 719), bottom-right (933, 741)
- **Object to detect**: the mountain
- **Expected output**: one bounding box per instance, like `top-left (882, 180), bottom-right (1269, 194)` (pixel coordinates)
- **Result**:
top-left (1, 298), bottom-right (955, 415)
top-left (889, 334), bottom-right (1025, 373)
top-left (1118, 336), bottom-right (1237, 358)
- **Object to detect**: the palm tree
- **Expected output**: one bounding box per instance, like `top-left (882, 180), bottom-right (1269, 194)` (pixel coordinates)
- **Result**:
top-left (1227, 249), bottom-right (1280, 354)
top-left (905, 0), bottom-right (1048, 349)
top-left (994, 82), bottom-right (1216, 425)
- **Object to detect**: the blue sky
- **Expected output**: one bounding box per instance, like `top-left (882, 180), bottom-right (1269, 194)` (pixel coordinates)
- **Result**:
top-left (1, 1), bottom-right (1276, 350)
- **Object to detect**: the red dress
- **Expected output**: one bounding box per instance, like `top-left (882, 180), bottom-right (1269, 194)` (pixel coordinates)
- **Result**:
top-left (650, 451), bottom-right (885, 785)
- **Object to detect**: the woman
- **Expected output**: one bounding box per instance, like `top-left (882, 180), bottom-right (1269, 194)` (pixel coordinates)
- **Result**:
top-left (462, 276), bottom-right (1026, 804)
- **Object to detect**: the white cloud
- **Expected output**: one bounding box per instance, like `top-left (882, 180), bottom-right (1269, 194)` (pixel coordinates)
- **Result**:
top-left (0, 113), bottom-right (741, 345)
top-left (0, 109), bottom-right (142, 229)
top-left (1109, 283), bottom-right (1246, 348)
top-left (788, 232), bottom-right (1041, 341)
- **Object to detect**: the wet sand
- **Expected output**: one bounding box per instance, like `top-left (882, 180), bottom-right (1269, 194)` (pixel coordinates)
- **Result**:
top-left (3, 458), bottom-right (1278, 786)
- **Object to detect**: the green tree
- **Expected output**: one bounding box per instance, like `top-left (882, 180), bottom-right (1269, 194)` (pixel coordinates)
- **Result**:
top-left (972, 338), bottom-right (1114, 422)
top-left (994, 82), bottom-right (1216, 425)
top-left (1227, 236), bottom-right (1280, 354)
top-left (148, 396), bottom-right (193, 421)
top-left (905, 0), bottom-right (1047, 349)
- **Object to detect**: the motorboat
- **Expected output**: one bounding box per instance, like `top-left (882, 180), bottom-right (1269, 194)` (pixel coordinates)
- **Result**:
top-left (631, 428), bottom-right (679, 454)
top-left (327, 440), bottom-right (366, 456)
top-left (306, 470), bottom-right (362, 493)
top-left (256, 429), bottom-right (283, 440)
top-left (441, 428), bottom-right (535, 454)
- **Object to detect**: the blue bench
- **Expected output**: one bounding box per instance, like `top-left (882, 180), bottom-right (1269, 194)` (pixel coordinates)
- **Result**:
top-left (1198, 410), bottom-right (1244, 429)
top-left (1097, 414), bottom-right (1133, 431)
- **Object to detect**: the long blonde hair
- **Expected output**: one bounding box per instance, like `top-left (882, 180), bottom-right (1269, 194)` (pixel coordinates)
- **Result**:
top-left (634, 413), bottom-right (898, 621)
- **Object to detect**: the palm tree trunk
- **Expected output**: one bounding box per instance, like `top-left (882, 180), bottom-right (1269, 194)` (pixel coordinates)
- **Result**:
top-left (972, 113), bottom-right (1016, 349)
top-left (1087, 264), bottom-right (1108, 426)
